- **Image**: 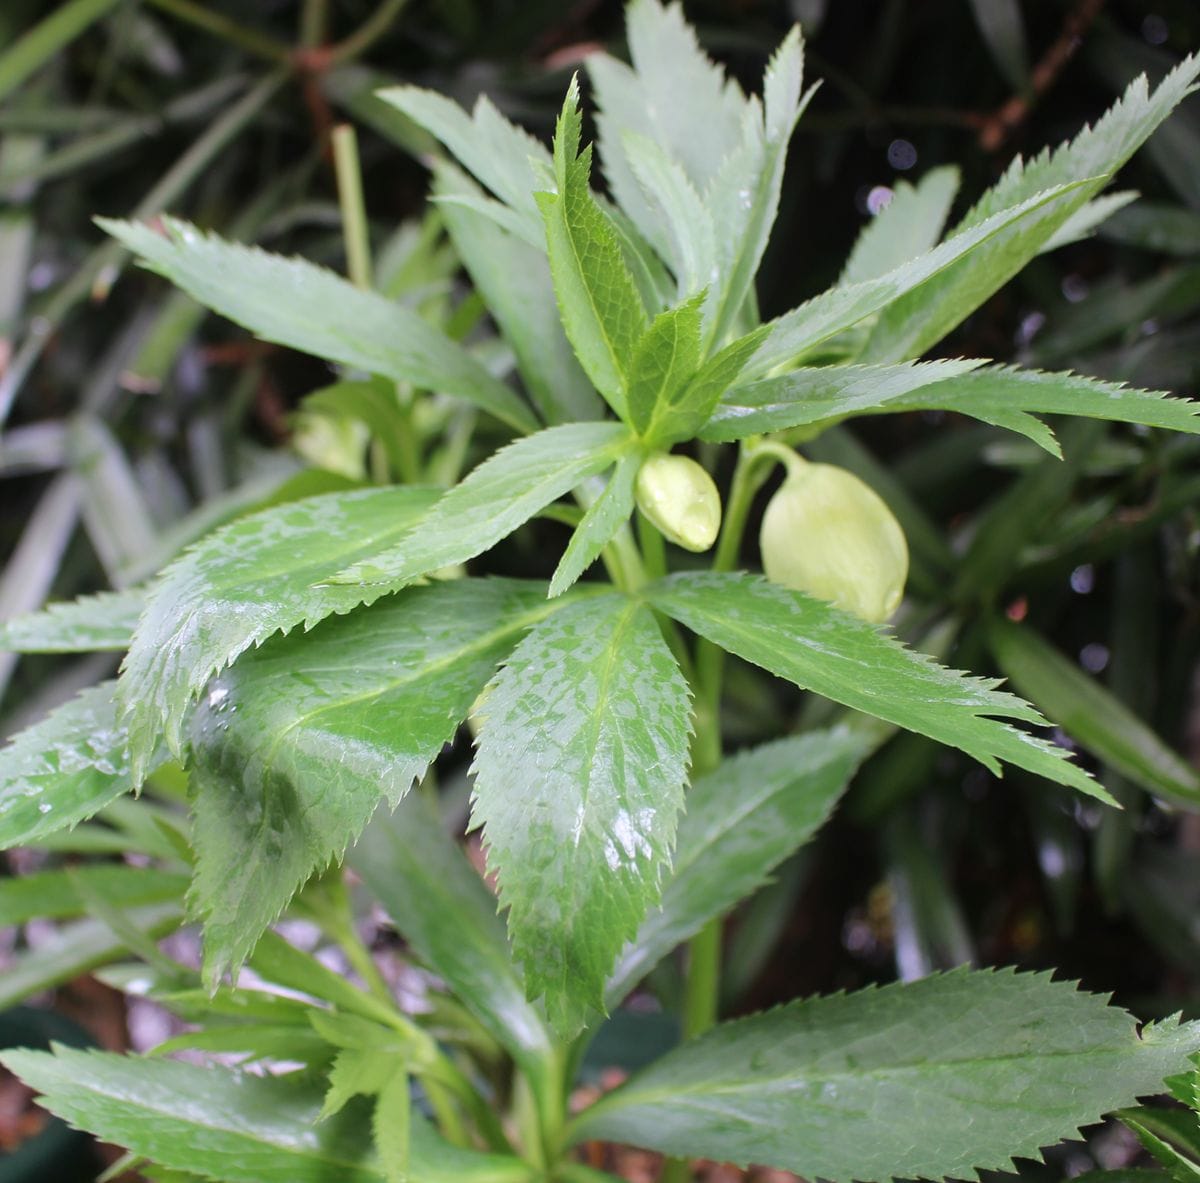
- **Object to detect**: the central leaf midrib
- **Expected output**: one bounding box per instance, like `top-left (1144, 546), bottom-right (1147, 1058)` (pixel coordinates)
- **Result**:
top-left (597, 1036), bottom-right (1150, 1113)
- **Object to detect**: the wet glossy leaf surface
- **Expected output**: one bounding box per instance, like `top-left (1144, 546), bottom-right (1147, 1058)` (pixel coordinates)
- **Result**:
top-left (2, 1048), bottom-right (534, 1183)
top-left (119, 486), bottom-right (439, 776)
top-left (187, 579), bottom-right (558, 985)
top-left (574, 969), bottom-right (1200, 1181)
top-left (471, 593), bottom-right (691, 1037)
top-left (0, 681), bottom-right (165, 849)
top-left (650, 572), bottom-right (1105, 798)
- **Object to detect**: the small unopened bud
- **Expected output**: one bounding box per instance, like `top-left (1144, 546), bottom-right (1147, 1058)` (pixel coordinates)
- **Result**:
top-left (759, 454), bottom-right (908, 623)
top-left (636, 452), bottom-right (721, 553)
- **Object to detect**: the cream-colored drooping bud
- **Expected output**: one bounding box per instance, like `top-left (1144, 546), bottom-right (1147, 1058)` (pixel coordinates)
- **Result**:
top-left (635, 452), bottom-right (722, 553)
top-left (759, 454), bottom-right (908, 623)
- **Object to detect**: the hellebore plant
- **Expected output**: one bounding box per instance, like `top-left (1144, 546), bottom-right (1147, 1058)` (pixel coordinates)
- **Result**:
top-left (4, 3), bottom-right (1200, 1181)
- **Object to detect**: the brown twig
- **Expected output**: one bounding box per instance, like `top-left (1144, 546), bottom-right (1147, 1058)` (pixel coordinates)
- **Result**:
top-left (977, 0), bottom-right (1105, 152)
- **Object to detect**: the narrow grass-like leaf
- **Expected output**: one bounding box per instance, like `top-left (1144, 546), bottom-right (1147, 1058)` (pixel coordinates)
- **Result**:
top-left (704, 360), bottom-right (1200, 450)
top-left (436, 163), bottom-right (602, 425)
top-left (119, 486), bottom-right (439, 776)
top-left (572, 969), bottom-right (1200, 1181)
top-left (0, 0), bottom-right (122, 104)
top-left (333, 422), bottom-right (630, 586)
top-left (0, 682), bottom-right (167, 850)
top-left (649, 573), bottom-right (1106, 798)
top-left (99, 217), bottom-right (536, 434)
top-left (967, 0), bottom-right (1030, 92)
top-left (1, 1049), bottom-right (534, 1183)
top-left (989, 618), bottom-right (1200, 808)
top-left (0, 589), bottom-right (143, 653)
top-left (187, 580), bottom-right (558, 986)
top-left (606, 727), bottom-right (869, 1006)
top-left (350, 792), bottom-right (556, 1077)
top-left (862, 53), bottom-right (1200, 361)
top-left (0, 905), bottom-right (183, 1012)
top-left (840, 166), bottom-right (960, 285)
top-left (537, 82), bottom-right (648, 418)
top-left (549, 450), bottom-right (642, 598)
top-left (0, 865), bottom-right (187, 928)
top-left (471, 594), bottom-right (691, 1037)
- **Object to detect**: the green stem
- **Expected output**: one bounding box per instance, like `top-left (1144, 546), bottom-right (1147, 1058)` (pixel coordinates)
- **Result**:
top-left (636, 509), bottom-right (667, 582)
top-left (299, 0), bottom-right (330, 48)
top-left (143, 0), bottom-right (292, 63)
top-left (673, 444), bottom-right (772, 1127)
top-left (331, 122), bottom-right (373, 290)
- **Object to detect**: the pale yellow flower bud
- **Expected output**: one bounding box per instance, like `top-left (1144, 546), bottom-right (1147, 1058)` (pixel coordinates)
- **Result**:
top-left (635, 452), bottom-right (722, 553)
top-left (759, 455), bottom-right (908, 623)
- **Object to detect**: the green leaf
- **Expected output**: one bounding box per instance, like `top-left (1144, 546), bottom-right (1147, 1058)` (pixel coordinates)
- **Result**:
top-left (1041, 190), bottom-right (1139, 253)
top-left (536, 79), bottom-right (648, 417)
top-left (471, 594), bottom-right (692, 1037)
top-left (967, 0), bottom-right (1030, 92)
top-left (706, 28), bottom-right (812, 348)
top-left (649, 573), bottom-right (1107, 798)
top-left (587, 0), bottom-right (747, 259)
top-left (703, 357), bottom-right (985, 441)
top-left (321, 1048), bottom-right (399, 1120)
top-left (435, 163), bottom-right (602, 425)
top-left (299, 379), bottom-right (409, 479)
top-left (1, 1049), bottom-right (534, 1183)
top-left (249, 932), bottom-right (398, 1028)
top-left (187, 579), bottom-right (558, 985)
top-left (748, 181), bottom-right (1087, 375)
top-left (0, 588), bottom-right (143, 652)
top-left (0, 0), bottom-right (122, 104)
top-left (0, 682), bottom-right (167, 850)
top-left (862, 53), bottom-right (1200, 361)
top-left (988, 617), bottom-right (1200, 808)
top-left (333, 422), bottom-right (631, 586)
top-left (349, 792), bottom-right (556, 1080)
top-left (663, 326), bottom-right (772, 445)
top-left (119, 485), bottom-right (438, 777)
top-left (572, 969), bottom-right (1200, 1181)
top-left (704, 360), bottom-right (1200, 452)
top-left (0, 865), bottom-right (187, 927)
top-left (627, 293), bottom-right (704, 435)
top-left (840, 166), bottom-right (960, 286)
top-left (1122, 1110), bottom-right (1200, 1183)
top-left (606, 728), bottom-right (869, 1007)
top-left (623, 0), bottom-right (749, 193)
top-left (1103, 201), bottom-right (1200, 255)
top-left (377, 87), bottom-right (549, 230)
top-left (621, 132), bottom-right (715, 299)
top-left (0, 905), bottom-right (183, 1011)
top-left (150, 1025), bottom-right (333, 1067)
top-left (549, 450), bottom-right (642, 598)
top-left (98, 217), bottom-right (537, 434)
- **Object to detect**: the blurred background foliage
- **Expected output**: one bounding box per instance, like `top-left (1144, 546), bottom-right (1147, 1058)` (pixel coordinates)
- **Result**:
top-left (2, 0), bottom-right (1200, 1176)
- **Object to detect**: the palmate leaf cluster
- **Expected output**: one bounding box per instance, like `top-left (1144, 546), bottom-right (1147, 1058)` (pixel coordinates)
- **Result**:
top-left (3, 2), bottom-right (1200, 1181)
